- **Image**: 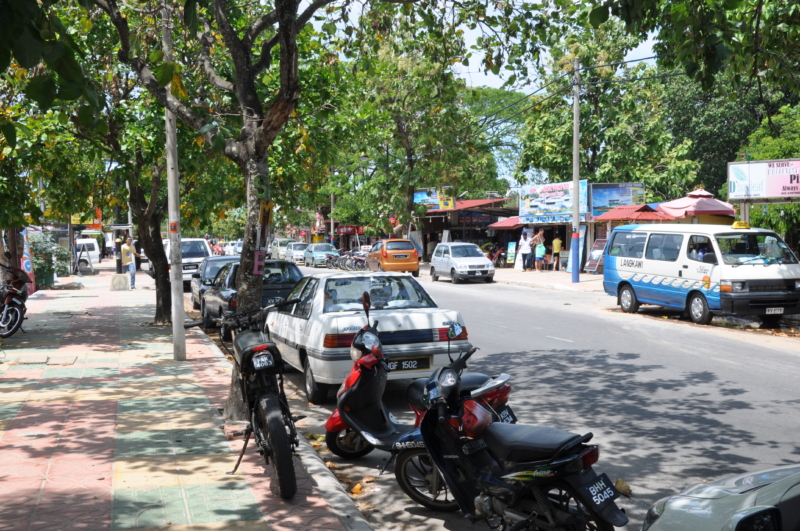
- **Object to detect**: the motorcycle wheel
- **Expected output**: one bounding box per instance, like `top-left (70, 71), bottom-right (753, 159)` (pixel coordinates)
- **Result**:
top-left (395, 448), bottom-right (459, 512)
top-left (495, 256), bottom-right (506, 268)
top-left (258, 393), bottom-right (297, 499)
top-left (0, 304), bottom-right (24, 339)
top-left (541, 483), bottom-right (614, 531)
top-left (325, 429), bottom-right (374, 458)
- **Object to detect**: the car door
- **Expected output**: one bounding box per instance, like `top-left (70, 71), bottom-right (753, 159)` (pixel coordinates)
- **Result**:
top-left (271, 277), bottom-right (310, 368)
top-left (642, 233), bottom-right (685, 308)
top-left (430, 244), bottom-right (443, 274)
top-left (367, 242), bottom-right (381, 271)
top-left (205, 263), bottom-right (229, 315)
top-left (220, 264), bottom-right (238, 314)
top-left (440, 245), bottom-right (452, 277)
top-left (280, 278), bottom-right (318, 368)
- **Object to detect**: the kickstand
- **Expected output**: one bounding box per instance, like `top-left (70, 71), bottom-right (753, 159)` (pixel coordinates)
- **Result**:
top-left (378, 452), bottom-right (397, 475)
top-left (227, 426), bottom-right (252, 475)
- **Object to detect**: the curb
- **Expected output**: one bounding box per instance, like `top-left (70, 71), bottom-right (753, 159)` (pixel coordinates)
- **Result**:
top-left (418, 263), bottom-right (604, 293)
top-left (191, 328), bottom-right (373, 531)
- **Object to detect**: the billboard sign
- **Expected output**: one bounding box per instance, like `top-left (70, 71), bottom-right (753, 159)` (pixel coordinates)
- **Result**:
top-left (590, 183), bottom-right (645, 217)
top-left (728, 159), bottom-right (800, 200)
top-left (414, 189), bottom-right (455, 210)
top-left (519, 180), bottom-right (588, 223)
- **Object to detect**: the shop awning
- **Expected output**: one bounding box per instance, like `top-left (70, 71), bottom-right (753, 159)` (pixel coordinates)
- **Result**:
top-left (657, 189), bottom-right (735, 218)
top-left (487, 216), bottom-right (523, 229)
top-left (594, 204), bottom-right (675, 221)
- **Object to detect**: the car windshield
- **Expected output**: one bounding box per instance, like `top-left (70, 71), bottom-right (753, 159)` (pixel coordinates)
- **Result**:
top-left (291, 243), bottom-right (308, 251)
top-left (386, 241), bottom-right (415, 251)
top-left (204, 259), bottom-right (237, 279)
top-left (715, 232), bottom-right (798, 265)
top-left (451, 245), bottom-right (485, 258)
top-left (313, 244), bottom-right (335, 252)
top-left (261, 263), bottom-right (303, 285)
top-left (323, 276), bottom-right (436, 312)
top-left (180, 240), bottom-right (210, 258)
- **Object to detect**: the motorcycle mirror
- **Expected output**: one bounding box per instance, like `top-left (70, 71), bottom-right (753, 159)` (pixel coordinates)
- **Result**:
top-left (447, 323), bottom-right (462, 339)
top-left (361, 291), bottom-right (371, 321)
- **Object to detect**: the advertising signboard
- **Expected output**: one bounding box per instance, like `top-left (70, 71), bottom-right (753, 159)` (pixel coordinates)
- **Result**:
top-left (584, 239), bottom-right (607, 273)
top-left (414, 189), bottom-right (456, 210)
top-left (590, 183), bottom-right (645, 217)
top-left (519, 180), bottom-right (588, 223)
top-left (728, 159), bottom-right (800, 200)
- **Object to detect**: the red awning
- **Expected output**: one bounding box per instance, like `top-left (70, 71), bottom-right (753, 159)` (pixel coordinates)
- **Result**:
top-left (657, 189), bottom-right (736, 218)
top-left (487, 216), bottom-right (523, 229)
top-left (594, 205), bottom-right (675, 222)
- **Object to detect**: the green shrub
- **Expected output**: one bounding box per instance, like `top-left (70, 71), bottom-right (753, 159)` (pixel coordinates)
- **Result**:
top-left (29, 233), bottom-right (72, 278)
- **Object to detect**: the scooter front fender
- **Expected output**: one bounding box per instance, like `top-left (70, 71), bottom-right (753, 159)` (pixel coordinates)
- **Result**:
top-left (325, 409), bottom-right (349, 432)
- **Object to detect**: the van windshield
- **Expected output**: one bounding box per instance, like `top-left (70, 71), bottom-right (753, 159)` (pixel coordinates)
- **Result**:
top-left (715, 232), bottom-right (798, 265)
top-left (180, 241), bottom-right (210, 258)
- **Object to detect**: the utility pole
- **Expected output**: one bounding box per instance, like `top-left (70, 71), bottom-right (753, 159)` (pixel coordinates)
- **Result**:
top-left (162, 0), bottom-right (186, 360)
top-left (571, 56), bottom-right (581, 284)
top-left (330, 193), bottom-right (335, 246)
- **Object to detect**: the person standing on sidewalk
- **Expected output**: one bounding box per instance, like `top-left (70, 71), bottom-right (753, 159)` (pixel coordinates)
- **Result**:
top-left (121, 237), bottom-right (142, 289)
top-left (552, 235), bottom-right (563, 271)
top-left (531, 229), bottom-right (546, 272)
top-left (518, 232), bottom-right (532, 271)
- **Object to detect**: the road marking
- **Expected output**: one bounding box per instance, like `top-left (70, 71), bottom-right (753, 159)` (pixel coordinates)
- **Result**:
top-left (546, 336), bottom-right (574, 343)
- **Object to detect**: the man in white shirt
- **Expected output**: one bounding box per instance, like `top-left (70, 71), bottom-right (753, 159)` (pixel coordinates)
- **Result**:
top-left (518, 232), bottom-right (532, 271)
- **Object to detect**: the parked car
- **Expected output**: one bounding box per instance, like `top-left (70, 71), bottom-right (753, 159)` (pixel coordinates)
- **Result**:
top-left (284, 242), bottom-right (308, 265)
top-left (233, 241), bottom-right (243, 255)
top-left (304, 243), bottom-right (337, 267)
top-left (365, 239), bottom-right (420, 276)
top-left (267, 272), bottom-right (472, 402)
top-left (641, 464), bottom-right (800, 531)
top-left (270, 238), bottom-right (296, 259)
top-left (146, 238), bottom-right (213, 287)
top-left (202, 260), bottom-right (303, 340)
top-left (74, 238), bottom-right (101, 267)
top-left (430, 242), bottom-right (495, 283)
top-left (189, 256), bottom-right (240, 309)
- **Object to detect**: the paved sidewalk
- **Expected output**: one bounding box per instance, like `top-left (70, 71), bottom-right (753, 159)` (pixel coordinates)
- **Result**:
top-left (0, 264), bottom-right (351, 531)
top-left (419, 263), bottom-right (605, 292)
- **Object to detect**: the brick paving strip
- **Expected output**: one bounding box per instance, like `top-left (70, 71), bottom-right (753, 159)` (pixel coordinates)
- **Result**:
top-left (0, 265), bottom-right (362, 531)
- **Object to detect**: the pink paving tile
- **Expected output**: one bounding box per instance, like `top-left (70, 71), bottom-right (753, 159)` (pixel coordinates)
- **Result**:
top-left (41, 474), bottom-right (113, 494)
top-left (0, 443), bottom-right (56, 461)
top-left (2, 369), bottom-right (45, 379)
top-left (0, 476), bottom-right (46, 496)
top-left (15, 403), bottom-right (72, 417)
top-left (26, 490), bottom-right (112, 530)
top-left (118, 367), bottom-right (156, 377)
top-left (49, 450), bottom-right (114, 464)
top-left (6, 417), bottom-right (66, 433)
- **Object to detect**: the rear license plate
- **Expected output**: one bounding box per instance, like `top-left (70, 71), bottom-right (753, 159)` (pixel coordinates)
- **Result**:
top-left (183, 264), bottom-right (198, 270)
top-left (253, 353), bottom-right (274, 370)
top-left (766, 307), bottom-right (784, 315)
top-left (579, 473), bottom-right (620, 512)
top-left (496, 405), bottom-right (517, 424)
top-left (386, 357), bottom-right (430, 372)
top-left (265, 297), bottom-right (282, 305)
top-left (395, 254), bottom-right (408, 259)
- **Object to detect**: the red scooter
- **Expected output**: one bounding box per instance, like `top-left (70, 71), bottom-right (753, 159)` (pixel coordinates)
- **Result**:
top-left (324, 292), bottom-right (517, 462)
top-left (1, 251), bottom-right (32, 339)
top-left (486, 244), bottom-right (507, 268)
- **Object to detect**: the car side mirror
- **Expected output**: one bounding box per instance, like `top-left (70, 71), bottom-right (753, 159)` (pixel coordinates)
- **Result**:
top-left (702, 253), bottom-right (718, 265)
top-left (203, 279), bottom-right (213, 286)
top-left (192, 273), bottom-right (201, 279)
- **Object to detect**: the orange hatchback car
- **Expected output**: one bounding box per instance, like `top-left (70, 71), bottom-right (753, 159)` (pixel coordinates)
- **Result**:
top-left (366, 239), bottom-right (420, 276)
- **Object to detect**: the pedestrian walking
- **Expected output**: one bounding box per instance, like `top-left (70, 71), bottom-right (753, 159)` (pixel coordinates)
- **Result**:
top-left (121, 237), bottom-right (142, 289)
top-left (518, 232), bottom-right (532, 271)
top-left (532, 229), bottom-right (546, 272)
top-left (552, 235), bottom-right (563, 271)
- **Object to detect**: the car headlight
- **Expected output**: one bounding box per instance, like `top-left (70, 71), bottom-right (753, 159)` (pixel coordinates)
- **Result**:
top-left (732, 281), bottom-right (747, 292)
top-left (641, 497), bottom-right (670, 531)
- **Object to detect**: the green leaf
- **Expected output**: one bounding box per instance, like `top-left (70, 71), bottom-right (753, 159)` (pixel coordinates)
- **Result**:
top-left (77, 0), bottom-right (93, 12)
top-left (51, 51), bottom-right (84, 82)
top-left (77, 105), bottom-right (94, 125)
top-left (149, 50), bottom-right (164, 63)
top-left (129, 33), bottom-right (142, 57)
top-left (57, 81), bottom-right (84, 101)
top-left (154, 62), bottom-right (177, 87)
top-left (211, 133), bottom-right (226, 152)
top-left (322, 22), bottom-right (336, 35)
top-left (25, 75), bottom-right (58, 109)
top-left (198, 123), bottom-right (216, 134)
top-left (589, 5), bottom-right (609, 28)
top-left (13, 25), bottom-right (45, 68)
top-left (184, 0), bottom-right (199, 36)
top-left (1, 123), bottom-right (17, 150)
top-left (42, 42), bottom-right (65, 64)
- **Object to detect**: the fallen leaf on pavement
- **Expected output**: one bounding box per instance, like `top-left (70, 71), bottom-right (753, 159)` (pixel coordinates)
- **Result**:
top-left (615, 478), bottom-right (632, 498)
top-left (363, 475), bottom-right (376, 483)
top-left (310, 442), bottom-right (322, 449)
top-left (325, 461), bottom-right (336, 469)
top-left (315, 434), bottom-right (326, 442)
top-left (336, 476), bottom-right (353, 484)
top-left (351, 483), bottom-right (362, 495)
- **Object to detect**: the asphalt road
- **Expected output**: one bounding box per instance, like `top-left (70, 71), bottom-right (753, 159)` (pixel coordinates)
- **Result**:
top-left (190, 267), bottom-right (800, 530)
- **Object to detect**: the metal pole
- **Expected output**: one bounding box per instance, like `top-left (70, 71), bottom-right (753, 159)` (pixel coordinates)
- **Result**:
top-left (330, 193), bottom-right (335, 245)
top-left (163, 1), bottom-right (186, 361)
top-left (571, 56), bottom-right (581, 283)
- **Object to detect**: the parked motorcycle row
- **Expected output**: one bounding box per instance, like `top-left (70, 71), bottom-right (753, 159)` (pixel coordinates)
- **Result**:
top-left (326, 249), bottom-right (369, 271)
top-left (0, 251), bottom-right (32, 339)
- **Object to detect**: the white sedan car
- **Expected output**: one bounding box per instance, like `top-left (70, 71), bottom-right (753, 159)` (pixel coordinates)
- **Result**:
top-left (266, 272), bottom-right (472, 403)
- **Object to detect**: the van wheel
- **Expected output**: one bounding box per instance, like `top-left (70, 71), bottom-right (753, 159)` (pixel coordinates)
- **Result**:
top-left (430, 268), bottom-right (438, 282)
top-left (689, 293), bottom-right (713, 325)
top-left (303, 359), bottom-right (329, 404)
top-left (79, 259), bottom-right (88, 268)
top-left (451, 269), bottom-right (459, 284)
top-left (619, 285), bottom-right (640, 313)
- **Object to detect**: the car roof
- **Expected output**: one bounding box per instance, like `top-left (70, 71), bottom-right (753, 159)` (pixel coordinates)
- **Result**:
top-left (308, 271), bottom-right (413, 280)
top-left (381, 238), bottom-right (412, 242)
top-left (613, 224), bottom-right (776, 235)
top-left (206, 256), bottom-right (239, 262)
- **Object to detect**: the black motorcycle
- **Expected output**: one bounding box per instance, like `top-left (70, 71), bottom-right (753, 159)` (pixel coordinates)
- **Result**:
top-left (410, 335), bottom-right (629, 531)
top-left (184, 297), bottom-right (300, 499)
top-left (1, 251), bottom-right (32, 339)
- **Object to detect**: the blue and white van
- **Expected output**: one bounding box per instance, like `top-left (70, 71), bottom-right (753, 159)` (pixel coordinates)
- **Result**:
top-left (603, 223), bottom-right (800, 325)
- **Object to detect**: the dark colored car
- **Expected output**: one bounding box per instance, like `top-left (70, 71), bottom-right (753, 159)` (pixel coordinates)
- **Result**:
top-left (190, 256), bottom-right (240, 309)
top-left (201, 260), bottom-right (303, 339)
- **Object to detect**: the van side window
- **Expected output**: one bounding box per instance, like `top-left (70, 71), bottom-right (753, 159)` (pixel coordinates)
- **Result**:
top-left (687, 235), bottom-right (713, 262)
top-left (646, 234), bottom-right (684, 262)
top-left (609, 232), bottom-right (647, 258)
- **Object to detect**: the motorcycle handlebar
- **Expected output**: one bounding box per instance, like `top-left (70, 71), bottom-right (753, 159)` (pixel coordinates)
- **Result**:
top-left (450, 346), bottom-right (478, 373)
top-left (437, 401), bottom-right (447, 420)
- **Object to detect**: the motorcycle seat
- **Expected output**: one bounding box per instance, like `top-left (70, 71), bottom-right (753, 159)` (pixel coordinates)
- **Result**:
top-left (405, 373), bottom-right (492, 411)
top-left (483, 423), bottom-right (583, 463)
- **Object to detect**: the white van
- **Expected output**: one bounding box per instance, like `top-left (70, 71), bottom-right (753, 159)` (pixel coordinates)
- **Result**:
top-left (74, 238), bottom-right (101, 267)
top-left (148, 238), bottom-right (213, 286)
top-left (603, 222), bottom-right (800, 325)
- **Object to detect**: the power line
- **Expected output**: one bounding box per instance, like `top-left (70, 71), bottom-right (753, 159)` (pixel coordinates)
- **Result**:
top-left (579, 51), bottom-right (680, 73)
top-left (580, 71), bottom-right (687, 85)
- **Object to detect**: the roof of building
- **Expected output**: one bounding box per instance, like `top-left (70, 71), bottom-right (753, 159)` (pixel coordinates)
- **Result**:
top-left (487, 216), bottom-right (524, 229)
top-left (594, 204), bottom-right (675, 221)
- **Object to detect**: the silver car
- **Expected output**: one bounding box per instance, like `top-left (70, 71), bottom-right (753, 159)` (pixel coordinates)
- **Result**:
top-left (284, 242), bottom-right (308, 264)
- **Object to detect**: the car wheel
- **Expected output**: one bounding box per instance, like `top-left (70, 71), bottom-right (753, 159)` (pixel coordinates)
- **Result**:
top-left (484, 276), bottom-right (493, 283)
top-left (220, 323), bottom-right (232, 341)
top-left (619, 285), bottom-right (640, 313)
top-left (688, 293), bottom-right (713, 325)
top-left (201, 302), bottom-right (214, 330)
top-left (303, 359), bottom-right (329, 404)
top-left (378, 264), bottom-right (384, 272)
top-left (430, 267), bottom-right (438, 282)
top-left (760, 315), bottom-right (782, 328)
top-left (451, 269), bottom-right (459, 284)
top-left (411, 269), bottom-right (419, 277)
